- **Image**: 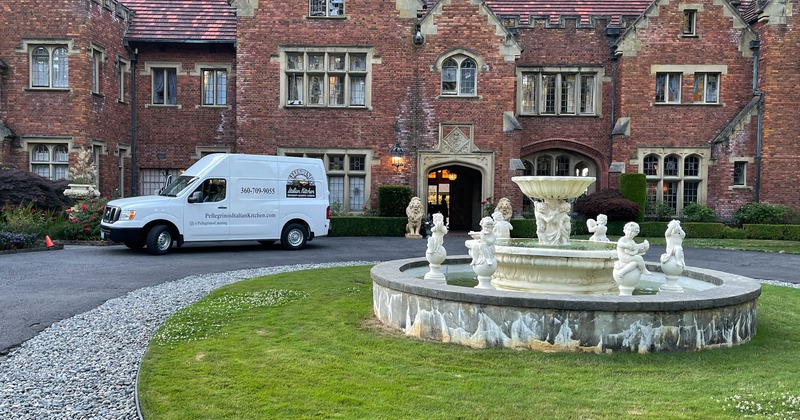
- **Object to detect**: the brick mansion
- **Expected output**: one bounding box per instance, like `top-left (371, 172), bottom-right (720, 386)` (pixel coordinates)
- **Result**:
top-left (1, 0), bottom-right (798, 230)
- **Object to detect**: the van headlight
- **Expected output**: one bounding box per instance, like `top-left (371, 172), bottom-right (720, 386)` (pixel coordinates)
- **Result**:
top-left (121, 210), bottom-right (136, 221)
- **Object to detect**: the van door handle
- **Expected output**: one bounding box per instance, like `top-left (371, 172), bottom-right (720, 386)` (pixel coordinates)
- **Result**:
top-left (218, 206), bottom-right (228, 209)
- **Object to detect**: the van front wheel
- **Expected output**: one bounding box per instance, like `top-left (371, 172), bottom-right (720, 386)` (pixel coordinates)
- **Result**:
top-left (146, 225), bottom-right (173, 255)
top-left (281, 223), bottom-right (308, 250)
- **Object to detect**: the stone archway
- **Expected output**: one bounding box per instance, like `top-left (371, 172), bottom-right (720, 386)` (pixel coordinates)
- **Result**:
top-left (418, 123), bottom-right (495, 231)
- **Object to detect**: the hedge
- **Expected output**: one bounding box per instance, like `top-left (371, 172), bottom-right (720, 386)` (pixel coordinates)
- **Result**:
top-left (377, 185), bottom-right (412, 217)
top-left (619, 173), bottom-right (646, 222)
top-left (328, 216), bottom-right (406, 237)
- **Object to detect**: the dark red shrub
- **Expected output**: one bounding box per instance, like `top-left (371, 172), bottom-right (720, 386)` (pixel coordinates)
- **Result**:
top-left (574, 189), bottom-right (640, 222)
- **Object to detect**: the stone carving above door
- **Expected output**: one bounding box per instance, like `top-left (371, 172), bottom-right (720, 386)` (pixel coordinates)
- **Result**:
top-left (439, 124), bottom-right (475, 154)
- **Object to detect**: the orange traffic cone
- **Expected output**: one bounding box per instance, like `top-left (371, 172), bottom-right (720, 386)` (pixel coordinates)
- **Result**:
top-left (45, 236), bottom-right (55, 248)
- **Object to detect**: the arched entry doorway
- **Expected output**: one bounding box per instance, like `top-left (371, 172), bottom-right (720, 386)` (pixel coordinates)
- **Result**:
top-left (426, 165), bottom-right (482, 231)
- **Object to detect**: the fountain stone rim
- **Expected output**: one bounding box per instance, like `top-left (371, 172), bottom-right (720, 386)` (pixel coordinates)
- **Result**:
top-left (371, 256), bottom-right (762, 312)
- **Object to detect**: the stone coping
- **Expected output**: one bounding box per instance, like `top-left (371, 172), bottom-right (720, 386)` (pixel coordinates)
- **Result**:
top-left (371, 256), bottom-right (762, 312)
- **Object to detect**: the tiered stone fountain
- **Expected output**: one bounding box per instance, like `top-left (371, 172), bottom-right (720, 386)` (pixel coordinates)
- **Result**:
top-left (371, 176), bottom-right (762, 353)
top-left (489, 176), bottom-right (618, 294)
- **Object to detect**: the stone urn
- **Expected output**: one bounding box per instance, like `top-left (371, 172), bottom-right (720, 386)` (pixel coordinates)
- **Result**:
top-left (64, 183), bottom-right (100, 198)
top-left (659, 256), bottom-right (685, 293)
top-left (613, 266), bottom-right (641, 296)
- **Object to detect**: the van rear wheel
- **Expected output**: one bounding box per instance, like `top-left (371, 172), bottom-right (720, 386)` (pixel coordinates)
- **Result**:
top-left (281, 223), bottom-right (308, 250)
top-left (146, 225), bottom-right (173, 255)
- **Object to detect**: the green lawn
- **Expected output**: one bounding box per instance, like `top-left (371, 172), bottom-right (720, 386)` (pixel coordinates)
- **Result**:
top-left (138, 266), bottom-right (800, 419)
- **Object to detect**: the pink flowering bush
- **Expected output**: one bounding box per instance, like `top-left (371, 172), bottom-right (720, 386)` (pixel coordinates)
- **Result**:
top-left (63, 198), bottom-right (108, 240)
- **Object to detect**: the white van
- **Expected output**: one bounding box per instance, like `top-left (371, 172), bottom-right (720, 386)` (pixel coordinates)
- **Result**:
top-left (101, 154), bottom-right (330, 255)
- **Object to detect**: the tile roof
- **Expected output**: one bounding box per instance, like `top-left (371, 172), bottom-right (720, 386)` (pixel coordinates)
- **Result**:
top-left (121, 0), bottom-right (236, 43)
top-left (484, 0), bottom-right (652, 26)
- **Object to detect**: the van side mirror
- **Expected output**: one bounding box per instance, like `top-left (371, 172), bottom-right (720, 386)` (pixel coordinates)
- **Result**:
top-left (188, 191), bottom-right (203, 203)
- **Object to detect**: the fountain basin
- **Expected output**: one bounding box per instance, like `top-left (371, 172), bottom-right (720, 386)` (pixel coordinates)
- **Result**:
top-left (511, 175), bottom-right (595, 200)
top-left (371, 257), bottom-right (761, 353)
top-left (489, 239), bottom-right (618, 294)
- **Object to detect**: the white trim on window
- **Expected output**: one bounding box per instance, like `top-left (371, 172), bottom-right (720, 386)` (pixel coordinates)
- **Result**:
top-left (516, 67), bottom-right (603, 116)
top-left (279, 47), bottom-right (373, 109)
top-left (635, 147), bottom-right (709, 216)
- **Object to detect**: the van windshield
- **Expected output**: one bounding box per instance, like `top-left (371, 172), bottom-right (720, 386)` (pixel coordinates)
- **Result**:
top-left (160, 175), bottom-right (198, 197)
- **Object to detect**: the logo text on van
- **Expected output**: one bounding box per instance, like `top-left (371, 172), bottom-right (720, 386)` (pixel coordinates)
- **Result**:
top-left (286, 168), bottom-right (317, 198)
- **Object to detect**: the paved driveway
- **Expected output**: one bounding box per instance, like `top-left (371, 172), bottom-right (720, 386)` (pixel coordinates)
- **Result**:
top-left (2, 235), bottom-right (799, 354)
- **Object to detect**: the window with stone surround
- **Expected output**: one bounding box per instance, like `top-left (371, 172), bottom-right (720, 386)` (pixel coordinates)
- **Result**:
top-left (116, 57), bottom-right (129, 103)
top-left (517, 68), bottom-right (600, 116)
top-left (202, 69), bottom-right (227, 106)
top-left (91, 46), bottom-right (104, 95)
top-left (309, 0), bottom-right (344, 17)
top-left (278, 148), bottom-right (372, 213)
top-left (639, 149), bottom-right (707, 216)
top-left (29, 143), bottom-right (69, 180)
top-left (30, 45), bottom-right (69, 89)
top-left (282, 48), bottom-right (371, 108)
top-left (441, 55), bottom-right (477, 97)
top-left (151, 67), bottom-right (177, 105)
top-left (655, 73), bottom-right (681, 103)
top-left (693, 73), bottom-right (719, 103)
top-left (683, 10), bottom-right (697, 36)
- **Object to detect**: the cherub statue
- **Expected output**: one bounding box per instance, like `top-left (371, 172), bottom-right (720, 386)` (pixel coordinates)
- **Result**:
top-left (660, 219), bottom-right (686, 270)
top-left (614, 221), bottom-right (651, 278)
top-left (492, 211), bottom-right (513, 239)
top-left (586, 214), bottom-right (610, 242)
top-left (427, 212), bottom-right (448, 256)
top-left (405, 197), bottom-right (424, 238)
top-left (470, 216), bottom-right (496, 267)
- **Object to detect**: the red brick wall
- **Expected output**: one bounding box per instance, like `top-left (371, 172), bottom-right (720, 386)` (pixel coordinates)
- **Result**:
top-left (754, 15), bottom-right (800, 208)
top-left (130, 43), bottom-right (237, 174)
top-left (0, 0), bottom-right (131, 197)
top-left (615, 0), bottom-right (757, 219)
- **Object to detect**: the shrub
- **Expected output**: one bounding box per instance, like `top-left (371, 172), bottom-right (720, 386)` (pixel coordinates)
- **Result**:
top-left (377, 185), bottom-right (412, 217)
top-left (734, 203), bottom-right (789, 226)
top-left (574, 189), bottom-right (640, 222)
top-left (743, 224), bottom-right (787, 240)
top-left (0, 202), bottom-right (60, 237)
top-left (722, 226), bottom-right (747, 239)
top-left (619, 173), bottom-right (646, 222)
top-left (637, 222), bottom-right (668, 238)
top-left (0, 231), bottom-right (39, 250)
top-left (328, 216), bottom-right (406, 236)
top-left (681, 222), bottom-right (725, 238)
top-left (646, 202), bottom-right (675, 221)
top-left (682, 204), bottom-right (717, 222)
top-left (510, 219), bottom-right (537, 238)
top-left (0, 166), bottom-right (73, 213)
top-left (61, 198), bottom-right (108, 240)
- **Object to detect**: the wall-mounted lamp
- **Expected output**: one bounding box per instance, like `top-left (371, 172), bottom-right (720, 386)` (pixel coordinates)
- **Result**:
top-left (390, 142), bottom-right (405, 168)
top-left (412, 24), bottom-right (425, 46)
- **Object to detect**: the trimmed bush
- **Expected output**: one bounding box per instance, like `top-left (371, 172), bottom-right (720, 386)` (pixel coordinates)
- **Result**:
top-left (377, 185), bottom-right (412, 217)
top-left (785, 225), bottom-right (800, 241)
top-left (0, 166), bottom-right (73, 213)
top-left (328, 216), bottom-right (406, 237)
top-left (743, 224), bottom-right (787, 240)
top-left (637, 222), bottom-right (668, 238)
top-left (682, 204), bottom-right (717, 222)
top-left (722, 226), bottom-right (748, 239)
top-left (510, 218), bottom-right (537, 238)
top-left (681, 222), bottom-right (725, 238)
top-left (734, 203), bottom-right (789, 226)
top-left (574, 189), bottom-right (640, 222)
top-left (619, 173), bottom-right (646, 222)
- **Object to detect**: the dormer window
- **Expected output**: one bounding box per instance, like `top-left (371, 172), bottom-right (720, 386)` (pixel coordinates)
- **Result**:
top-left (683, 10), bottom-right (697, 36)
top-left (310, 0), bottom-right (344, 17)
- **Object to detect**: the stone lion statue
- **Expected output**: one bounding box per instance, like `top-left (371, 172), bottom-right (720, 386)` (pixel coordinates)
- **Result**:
top-left (495, 197), bottom-right (513, 223)
top-left (405, 196), bottom-right (424, 238)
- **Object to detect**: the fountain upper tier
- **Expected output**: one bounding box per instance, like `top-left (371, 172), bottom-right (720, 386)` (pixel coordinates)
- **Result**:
top-left (511, 176), bottom-right (595, 200)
